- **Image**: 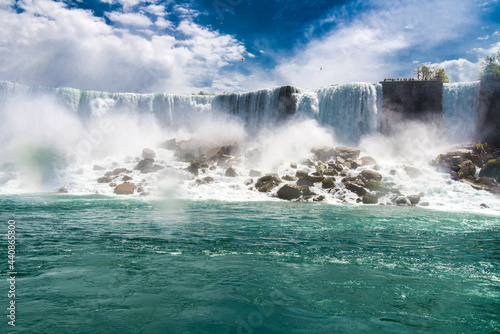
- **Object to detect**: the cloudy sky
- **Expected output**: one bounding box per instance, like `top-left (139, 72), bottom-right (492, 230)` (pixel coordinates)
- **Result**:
top-left (0, 0), bottom-right (499, 93)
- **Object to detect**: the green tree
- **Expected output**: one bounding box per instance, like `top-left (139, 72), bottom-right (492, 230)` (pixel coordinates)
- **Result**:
top-left (420, 65), bottom-right (433, 80)
top-left (433, 68), bottom-right (450, 83)
top-left (480, 51), bottom-right (500, 81)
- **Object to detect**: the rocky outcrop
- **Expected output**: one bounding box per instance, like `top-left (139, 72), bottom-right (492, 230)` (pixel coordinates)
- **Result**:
top-left (360, 170), bottom-right (382, 182)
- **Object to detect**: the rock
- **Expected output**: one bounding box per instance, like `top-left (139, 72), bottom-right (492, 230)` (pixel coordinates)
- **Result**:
top-left (297, 175), bottom-right (324, 186)
top-left (336, 156), bottom-right (345, 165)
top-left (299, 185), bottom-right (314, 196)
top-left (290, 162), bottom-right (297, 169)
top-left (356, 156), bottom-right (377, 166)
top-left (322, 178), bottom-right (335, 189)
top-left (345, 183), bottom-right (366, 197)
top-left (282, 174), bottom-right (298, 181)
top-left (295, 170), bottom-right (309, 178)
top-left (478, 158), bottom-right (500, 181)
top-left (360, 169), bottom-right (382, 182)
top-left (323, 168), bottom-right (337, 176)
top-left (135, 159), bottom-right (163, 174)
top-left (480, 203), bottom-right (490, 209)
top-left (225, 167), bottom-right (238, 177)
top-left (203, 176), bottom-right (215, 183)
top-left (255, 174), bottom-right (282, 192)
top-left (335, 146), bottom-right (360, 160)
top-left (142, 148), bottom-right (156, 160)
top-left (362, 193), bottom-right (378, 204)
top-left (114, 182), bottom-right (136, 195)
top-left (311, 146), bottom-right (334, 161)
top-left (458, 160), bottom-right (476, 178)
top-left (404, 166), bottom-right (422, 179)
top-left (390, 169), bottom-right (397, 175)
top-left (277, 184), bottom-right (302, 200)
top-left (97, 176), bottom-right (112, 183)
top-left (343, 161), bottom-right (352, 169)
top-left (407, 194), bottom-right (421, 205)
top-left (162, 138), bottom-right (177, 150)
top-left (419, 202), bottom-right (429, 207)
top-left (395, 196), bottom-right (411, 206)
top-left (122, 175), bottom-right (133, 181)
top-left (187, 161), bottom-right (200, 176)
top-left (93, 165), bottom-right (106, 171)
top-left (244, 178), bottom-right (253, 186)
top-left (209, 165), bottom-right (217, 170)
top-left (105, 168), bottom-right (132, 177)
top-left (57, 187), bottom-right (68, 193)
top-left (249, 170), bottom-right (262, 177)
top-left (313, 195), bottom-right (325, 202)
top-left (109, 183), bottom-right (117, 187)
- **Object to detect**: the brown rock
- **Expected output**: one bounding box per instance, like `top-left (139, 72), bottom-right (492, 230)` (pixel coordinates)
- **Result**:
top-left (114, 182), bottom-right (136, 195)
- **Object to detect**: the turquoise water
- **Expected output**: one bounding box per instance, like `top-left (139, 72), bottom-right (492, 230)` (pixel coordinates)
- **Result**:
top-left (1, 195), bottom-right (499, 333)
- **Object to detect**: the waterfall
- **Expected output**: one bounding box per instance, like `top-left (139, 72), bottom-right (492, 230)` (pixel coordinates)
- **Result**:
top-left (442, 81), bottom-right (480, 143)
top-left (0, 80), bottom-right (483, 145)
top-left (314, 83), bottom-right (382, 144)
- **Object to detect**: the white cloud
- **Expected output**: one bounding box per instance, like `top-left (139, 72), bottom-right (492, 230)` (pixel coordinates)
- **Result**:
top-left (432, 59), bottom-right (480, 82)
top-left (273, 0), bottom-right (482, 88)
top-left (106, 11), bottom-right (152, 27)
top-left (155, 17), bottom-right (172, 28)
top-left (0, 0), bottom-right (247, 94)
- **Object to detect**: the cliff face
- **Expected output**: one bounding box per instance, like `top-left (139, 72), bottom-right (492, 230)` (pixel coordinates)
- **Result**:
top-left (380, 81), bottom-right (443, 133)
top-left (477, 81), bottom-right (500, 146)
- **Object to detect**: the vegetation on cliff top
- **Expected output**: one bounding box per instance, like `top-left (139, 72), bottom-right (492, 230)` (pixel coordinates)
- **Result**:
top-left (480, 51), bottom-right (500, 81)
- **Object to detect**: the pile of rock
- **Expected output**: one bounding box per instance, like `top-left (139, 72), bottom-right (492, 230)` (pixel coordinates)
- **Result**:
top-left (432, 145), bottom-right (500, 194)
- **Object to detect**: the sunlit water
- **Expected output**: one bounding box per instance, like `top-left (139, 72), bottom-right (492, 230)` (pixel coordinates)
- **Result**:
top-left (1, 195), bottom-right (499, 333)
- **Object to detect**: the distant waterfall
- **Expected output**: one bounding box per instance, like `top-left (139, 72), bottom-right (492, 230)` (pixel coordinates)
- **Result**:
top-left (442, 82), bottom-right (480, 143)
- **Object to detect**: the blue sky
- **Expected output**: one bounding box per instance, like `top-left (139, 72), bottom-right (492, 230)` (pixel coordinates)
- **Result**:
top-left (0, 0), bottom-right (499, 93)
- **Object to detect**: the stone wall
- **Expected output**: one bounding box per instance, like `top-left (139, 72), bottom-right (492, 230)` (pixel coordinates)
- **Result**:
top-left (380, 81), bottom-right (443, 133)
top-left (477, 81), bottom-right (500, 146)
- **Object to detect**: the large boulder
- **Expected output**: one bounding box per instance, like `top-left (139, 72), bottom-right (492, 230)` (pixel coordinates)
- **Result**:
top-left (407, 194), bottom-right (421, 205)
top-left (362, 193), bottom-right (378, 204)
top-left (255, 174), bottom-right (282, 192)
top-left (404, 166), bottom-right (422, 179)
top-left (311, 146), bottom-right (334, 161)
top-left (297, 174), bottom-right (324, 186)
top-left (360, 169), bottom-right (382, 182)
top-left (97, 176), bottom-right (112, 183)
top-left (161, 138), bottom-right (177, 150)
top-left (114, 182), bottom-right (136, 195)
top-left (142, 148), bottom-right (156, 160)
top-left (345, 182), bottom-right (366, 197)
top-left (356, 156), bottom-right (377, 166)
top-left (335, 146), bottom-right (360, 160)
top-left (105, 168), bottom-right (132, 177)
top-left (458, 160), bottom-right (476, 178)
top-left (135, 159), bottom-right (163, 174)
top-left (478, 158), bottom-right (500, 182)
top-left (277, 184), bottom-right (302, 200)
top-left (225, 167), bottom-right (238, 177)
